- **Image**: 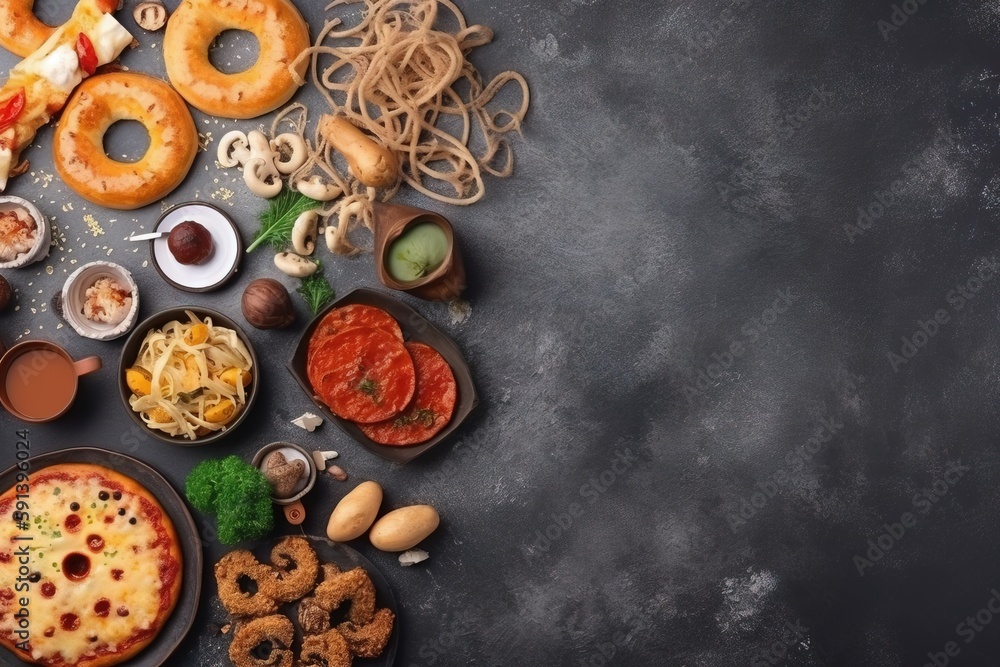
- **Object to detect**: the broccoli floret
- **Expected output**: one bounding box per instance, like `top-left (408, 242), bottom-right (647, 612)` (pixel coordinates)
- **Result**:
top-left (184, 455), bottom-right (274, 545)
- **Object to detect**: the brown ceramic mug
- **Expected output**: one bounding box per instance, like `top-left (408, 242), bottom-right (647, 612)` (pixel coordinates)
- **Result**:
top-left (0, 340), bottom-right (102, 422)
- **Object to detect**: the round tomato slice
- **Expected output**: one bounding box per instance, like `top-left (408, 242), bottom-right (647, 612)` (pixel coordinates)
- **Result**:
top-left (309, 327), bottom-right (415, 423)
top-left (359, 342), bottom-right (457, 446)
top-left (308, 304), bottom-right (402, 367)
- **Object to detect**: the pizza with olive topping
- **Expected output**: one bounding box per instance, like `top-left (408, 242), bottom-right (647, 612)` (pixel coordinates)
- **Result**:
top-left (0, 463), bottom-right (183, 667)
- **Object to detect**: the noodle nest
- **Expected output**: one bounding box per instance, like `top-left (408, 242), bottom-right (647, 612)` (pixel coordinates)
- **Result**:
top-left (278, 0), bottom-right (530, 254)
top-left (127, 311), bottom-right (254, 440)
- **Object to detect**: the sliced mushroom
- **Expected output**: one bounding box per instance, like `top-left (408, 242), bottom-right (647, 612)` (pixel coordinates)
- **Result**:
top-left (274, 252), bottom-right (318, 278)
top-left (272, 134), bottom-right (308, 175)
top-left (294, 175), bottom-right (342, 202)
top-left (244, 157), bottom-right (282, 198)
top-left (217, 131), bottom-right (250, 168)
top-left (292, 210), bottom-right (320, 256)
top-left (134, 2), bottom-right (168, 31)
top-left (246, 131), bottom-right (273, 159)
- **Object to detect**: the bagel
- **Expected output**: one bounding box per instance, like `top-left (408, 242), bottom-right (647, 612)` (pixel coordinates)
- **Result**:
top-left (163, 0), bottom-right (310, 119)
top-left (53, 72), bottom-right (198, 210)
top-left (0, 0), bottom-right (120, 58)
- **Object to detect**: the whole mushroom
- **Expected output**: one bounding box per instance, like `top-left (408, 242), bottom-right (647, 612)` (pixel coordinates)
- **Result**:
top-left (241, 278), bottom-right (295, 329)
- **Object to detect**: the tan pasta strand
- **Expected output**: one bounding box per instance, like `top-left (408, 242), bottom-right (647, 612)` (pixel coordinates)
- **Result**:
top-left (289, 0), bottom-right (529, 211)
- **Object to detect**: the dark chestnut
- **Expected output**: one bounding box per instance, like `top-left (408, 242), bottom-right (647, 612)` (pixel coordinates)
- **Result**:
top-left (167, 221), bottom-right (213, 265)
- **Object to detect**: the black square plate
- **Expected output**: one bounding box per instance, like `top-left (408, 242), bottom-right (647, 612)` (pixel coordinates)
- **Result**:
top-left (287, 288), bottom-right (478, 464)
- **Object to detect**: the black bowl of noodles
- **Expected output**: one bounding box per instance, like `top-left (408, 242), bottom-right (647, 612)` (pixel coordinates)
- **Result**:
top-left (118, 306), bottom-right (260, 446)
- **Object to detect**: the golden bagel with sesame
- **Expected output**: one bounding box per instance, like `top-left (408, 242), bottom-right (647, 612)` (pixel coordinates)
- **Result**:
top-left (164, 0), bottom-right (310, 119)
top-left (53, 72), bottom-right (198, 210)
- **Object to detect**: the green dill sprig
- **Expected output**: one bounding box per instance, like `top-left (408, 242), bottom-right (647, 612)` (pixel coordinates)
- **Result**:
top-left (297, 268), bottom-right (336, 316)
top-left (246, 189), bottom-right (320, 253)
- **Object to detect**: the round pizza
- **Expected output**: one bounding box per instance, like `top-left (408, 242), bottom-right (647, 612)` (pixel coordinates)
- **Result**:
top-left (0, 463), bottom-right (183, 666)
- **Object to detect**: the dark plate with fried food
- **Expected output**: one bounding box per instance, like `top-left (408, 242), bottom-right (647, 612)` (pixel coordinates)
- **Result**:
top-left (209, 535), bottom-right (397, 666)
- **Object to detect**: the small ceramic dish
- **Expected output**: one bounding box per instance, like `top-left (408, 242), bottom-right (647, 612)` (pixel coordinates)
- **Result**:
top-left (372, 202), bottom-right (466, 301)
top-left (118, 306), bottom-right (259, 446)
top-left (61, 261), bottom-right (140, 340)
top-left (287, 288), bottom-right (478, 464)
top-left (150, 202), bottom-right (242, 292)
top-left (0, 196), bottom-right (50, 269)
top-left (251, 441), bottom-right (318, 525)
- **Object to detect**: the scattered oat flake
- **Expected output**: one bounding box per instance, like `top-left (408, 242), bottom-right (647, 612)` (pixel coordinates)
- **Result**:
top-left (84, 214), bottom-right (104, 236)
top-left (45, 266), bottom-right (53, 275)
top-left (212, 188), bottom-right (235, 202)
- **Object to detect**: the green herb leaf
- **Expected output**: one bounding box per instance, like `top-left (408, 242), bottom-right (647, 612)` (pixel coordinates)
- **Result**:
top-left (358, 378), bottom-right (378, 398)
top-left (297, 269), bottom-right (335, 316)
top-left (246, 189), bottom-right (320, 253)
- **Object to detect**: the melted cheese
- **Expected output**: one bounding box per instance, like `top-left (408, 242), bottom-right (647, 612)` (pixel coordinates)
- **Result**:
top-left (0, 472), bottom-right (174, 664)
top-left (90, 14), bottom-right (133, 66)
top-left (23, 44), bottom-right (82, 94)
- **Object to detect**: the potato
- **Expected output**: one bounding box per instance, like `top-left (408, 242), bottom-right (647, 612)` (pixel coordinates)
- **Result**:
top-left (181, 354), bottom-right (201, 392)
top-left (219, 367), bottom-right (252, 388)
top-left (184, 323), bottom-right (210, 345)
top-left (204, 398), bottom-right (237, 424)
top-left (149, 406), bottom-right (173, 423)
top-left (326, 481), bottom-right (383, 542)
top-left (368, 505), bottom-right (439, 552)
top-left (125, 366), bottom-right (152, 397)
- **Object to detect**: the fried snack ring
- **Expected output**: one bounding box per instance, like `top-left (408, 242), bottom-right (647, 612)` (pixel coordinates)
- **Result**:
top-left (229, 615), bottom-right (295, 667)
top-left (298, 595), bottom-right (330, 636)
top-left (300, 628), bottom-right (352, 667)
top-left (0, 0), bottom-right (119, 58)
top-left (163, 0), bottom-right (310, 118)
top-left (312, 566), bottom-right (377, 625)
top-left (53, 72), bottom-right (198, 210)
top-left (267, 535), bottom-right (320, 602)
top-left (214, 550), bottom-right (281, 617)
top-left (339, 607), bottom-right (396, 658)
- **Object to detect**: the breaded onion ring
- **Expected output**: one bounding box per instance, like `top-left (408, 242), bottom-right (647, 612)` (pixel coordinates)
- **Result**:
top-left (228, 615), bottom-right (295, 667)
top-left (298, 595), bottom-right (331, 636)
top-left (312, 566), bottom-right (377, 625)
top-left (339, 607), bottom-right (395, 658)
top-left (214, 550), bottom-right (280, 617)
top-left (300, 628), bottom-right (352, 667)
top-left (267, 535), bottom-right (320, 602)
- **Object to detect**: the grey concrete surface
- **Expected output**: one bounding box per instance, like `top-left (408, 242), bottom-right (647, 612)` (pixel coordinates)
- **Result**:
top-left (2, 0), bottom-right (999, 665)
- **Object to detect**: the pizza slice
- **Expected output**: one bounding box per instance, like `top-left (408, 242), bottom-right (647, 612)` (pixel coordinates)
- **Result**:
top-left (0, 0), bottom-right (133, 190)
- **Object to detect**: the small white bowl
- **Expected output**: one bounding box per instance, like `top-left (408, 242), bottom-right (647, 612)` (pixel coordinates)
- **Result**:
top-left (150, 202), bottom-right (243, 292)
top-left (62, 261), bottom-right (140, 340)
top-left (0, 196), bottom-right (50, 269)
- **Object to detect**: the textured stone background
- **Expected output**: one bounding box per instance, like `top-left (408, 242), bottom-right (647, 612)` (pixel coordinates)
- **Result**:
top-left (3, 0), bottom-right (1000, 665)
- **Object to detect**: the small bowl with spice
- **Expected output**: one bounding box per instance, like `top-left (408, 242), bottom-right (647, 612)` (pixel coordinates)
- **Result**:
top-left (0, 196), bottom-right (50, 269)
top-left (62, 261), bottom-right (139, 340)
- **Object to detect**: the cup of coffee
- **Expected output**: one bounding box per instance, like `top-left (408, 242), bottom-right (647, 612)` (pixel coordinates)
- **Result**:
top-left (0, 340), bottom-right (102, 422)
